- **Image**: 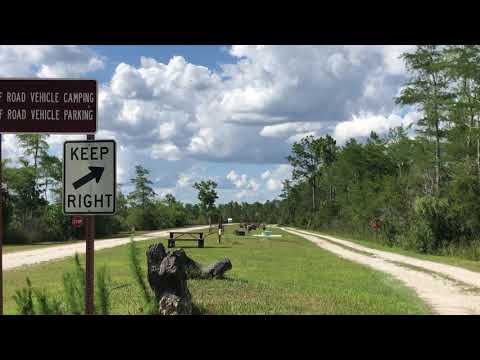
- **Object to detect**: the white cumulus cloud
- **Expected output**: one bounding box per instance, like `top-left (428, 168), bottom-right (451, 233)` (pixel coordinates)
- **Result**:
top-left (0, 45), bottom-right (104, 78)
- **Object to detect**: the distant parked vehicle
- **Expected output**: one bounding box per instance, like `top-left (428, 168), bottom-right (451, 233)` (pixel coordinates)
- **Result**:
top-left (247, 224), bottom-right (257, 231)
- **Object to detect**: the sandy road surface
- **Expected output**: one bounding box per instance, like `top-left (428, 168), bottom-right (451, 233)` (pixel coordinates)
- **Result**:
top-left (3, 225), bottom-right (209, 271)
top-left (282, 227), bottom-right (480, 315)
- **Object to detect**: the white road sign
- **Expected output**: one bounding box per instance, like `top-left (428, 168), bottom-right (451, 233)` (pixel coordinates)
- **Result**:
top-left (63, 140), bottom-right (116, 215)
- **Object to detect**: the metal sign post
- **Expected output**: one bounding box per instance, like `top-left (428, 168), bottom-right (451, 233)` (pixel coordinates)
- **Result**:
top-left (85, 214), bottom-right (95, 315)
top-left (85, 134), bottom-right (95, 315)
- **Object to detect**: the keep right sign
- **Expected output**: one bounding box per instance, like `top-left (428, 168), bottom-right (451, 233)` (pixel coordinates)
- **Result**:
top-left (63, 140), bottom-right (116, 215)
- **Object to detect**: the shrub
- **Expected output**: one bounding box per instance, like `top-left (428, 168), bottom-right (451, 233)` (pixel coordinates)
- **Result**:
top-left (5, 228), bottom-right (34, 244)
top-left (62, 253), bottom-right (86, 315)
top-left (33, 289), bottom-right (63, 315)
top-left (412, 196), bottom-right (457, 253)
top-left (95, 266), bottom-right (111, 315)
top-left (13, 278), bottom-right (62, 315)
top-left (12, 242), bottom-right (160, 315)
top-left (13, 278), bottom-right (35, 315)
top-left (13, 254), bottom-right (113, 315)
top-left (381, 220), bottom-right (400, 247)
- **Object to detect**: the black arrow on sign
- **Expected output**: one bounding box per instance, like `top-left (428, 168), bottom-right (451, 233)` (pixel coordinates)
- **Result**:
top-left (72, 166), bottom-right (105, 190)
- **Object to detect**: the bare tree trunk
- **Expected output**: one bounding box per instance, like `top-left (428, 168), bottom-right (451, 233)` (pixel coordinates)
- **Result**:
top-left (44, 177), bottom-right (48, 201)
top-left (466, 79), bottom-right (472, 164)
top-left (312, 185), bottom-right (315, 211)
top-left (477, 118), bottom-right (480, 185)
top-left (467, 113), bottom-right (473, 164)
top-left (435, 121), bottom-right (441, 196)
top-left (311, 177), bottom-right (316, 211)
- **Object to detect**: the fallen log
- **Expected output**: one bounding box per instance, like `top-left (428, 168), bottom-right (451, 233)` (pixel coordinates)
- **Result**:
top-left (203, 258), bottom-right (232, 279)
top-left (174, 249), bottom-right (232, 279)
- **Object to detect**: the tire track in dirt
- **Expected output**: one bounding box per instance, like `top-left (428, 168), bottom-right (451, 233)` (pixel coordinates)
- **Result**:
top-left (282, 227), bottom-right (480, 315)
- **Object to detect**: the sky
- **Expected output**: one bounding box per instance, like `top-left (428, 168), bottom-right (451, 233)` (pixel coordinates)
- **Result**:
top-left (0, 45), bottom-right (421, 204)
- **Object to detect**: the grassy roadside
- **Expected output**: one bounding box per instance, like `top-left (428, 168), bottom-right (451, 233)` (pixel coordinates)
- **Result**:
top-left (299, 228), bottom-right (480, 273)
top-left (3, 225), bottom-right (432, 315)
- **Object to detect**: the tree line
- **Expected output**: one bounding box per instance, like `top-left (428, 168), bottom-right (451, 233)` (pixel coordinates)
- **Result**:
top-left (6, 45), bottom-right (480, 262)
top-left (0, 132), bottom-right (280, 245)
top-left (261, 45), bottom-right (480, 260)
top-left (0, 138), bottom-right (224, 244)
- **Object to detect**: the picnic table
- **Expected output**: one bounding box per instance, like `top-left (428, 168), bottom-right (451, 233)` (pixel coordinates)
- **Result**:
top-left (168, 232), bottom-right (204, 248)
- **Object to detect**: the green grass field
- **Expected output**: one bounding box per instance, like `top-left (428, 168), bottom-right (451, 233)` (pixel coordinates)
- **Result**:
top-left (2, 225), bottom-right (432, 315)
top-left (306, 229), bottom-right (480, 273)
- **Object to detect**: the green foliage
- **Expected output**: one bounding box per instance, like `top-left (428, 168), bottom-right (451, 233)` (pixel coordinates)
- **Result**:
top-left (193, 180), bottom-right (218, 222)
top-left (6, 226), bottom-right (432, 314)
top-left (2, 148), bottom-right (208, 244)
top-left (412, 196), bottom-right (458, 253)
top-left (32, 288), bottom-right (63, 315)
top-left (271, 45), bottom-right (480, 261)
top-left (126, 205), bottom-right (158, 231)
top-left (127, 237), bottom-right (155, 313)
top-left (95, 266), bottom-right (111, 315)
top-left (13, 278), bottom-right (34, 315)
top-left (287, 134), bottom-right (337, 210)
top-left (6, 44), bottom-right (480, 267)
top-left (128, 165), bottom-right (156, 208)
top-left (12, 254), bottom-right (113, 315)
top-left (62, 254), bottom-right (86, 315)
top-left (13, 277), bottom-right (62, 315)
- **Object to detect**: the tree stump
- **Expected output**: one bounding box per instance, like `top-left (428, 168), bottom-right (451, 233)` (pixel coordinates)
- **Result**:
top-left (146, 243), bottom-right (192, 315)
top-left (146, 243), bottom-right (233, 314)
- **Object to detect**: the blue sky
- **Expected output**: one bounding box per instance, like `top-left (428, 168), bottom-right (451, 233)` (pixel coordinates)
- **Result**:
top-left (90, 46), bottom-right (235, 83)
top-left (0, 45), bottom-right (419, 204)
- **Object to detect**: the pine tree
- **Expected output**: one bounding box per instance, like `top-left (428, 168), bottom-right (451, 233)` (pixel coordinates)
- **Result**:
top-left (193, 180), bottom-right (218, 228)
top-left (128, 165), bottom-right (156, 208)
top-left (396, 45), bottom-right (453, 196)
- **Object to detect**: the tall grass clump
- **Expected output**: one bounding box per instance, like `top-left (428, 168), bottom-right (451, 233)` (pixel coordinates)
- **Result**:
top-left (95, 266), bottom-right (111, 315)
top-left (13, 253), bottom-right (112, 315)
top-left (127, 236), bottom-right (156, 314)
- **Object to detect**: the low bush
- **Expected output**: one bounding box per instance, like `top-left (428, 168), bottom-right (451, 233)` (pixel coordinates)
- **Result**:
top-left (5, 228), bottom-right (41, 244)
top-left (412, 196), bottom-right (458, 253)
top-left (13, 253), bottom-right (113, 315)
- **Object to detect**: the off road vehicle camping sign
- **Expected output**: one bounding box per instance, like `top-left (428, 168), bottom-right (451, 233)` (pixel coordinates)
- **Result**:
top-left (63, 140), bottom-right (116, 214)
top-left (0, 79), bottom-right (97, 133)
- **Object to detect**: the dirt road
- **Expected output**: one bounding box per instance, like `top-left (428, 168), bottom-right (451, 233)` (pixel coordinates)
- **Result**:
top-left (282, 227), bottom-right (480, 315)
top-left (3, 225), bottom-right (209, 271)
